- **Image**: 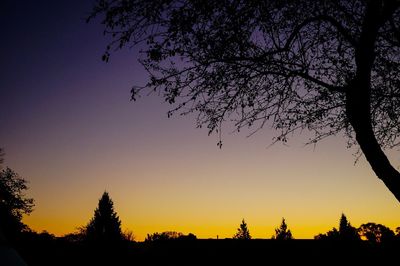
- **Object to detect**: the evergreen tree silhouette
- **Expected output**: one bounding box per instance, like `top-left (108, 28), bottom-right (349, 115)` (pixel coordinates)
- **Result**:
top-left (338, 213), bottom-right (359, 241)
top-left (233, 219), bottom-right (251, 239)
top-left (315, 213), bottom-right (359, 240)
top-left (84, 191), bottom-right (122, 243)
top-left (273, 218), bottom-right (293, 240)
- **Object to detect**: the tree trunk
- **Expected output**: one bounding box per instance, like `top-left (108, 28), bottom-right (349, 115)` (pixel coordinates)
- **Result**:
top-left (347, 0), bottom-right (400, 202)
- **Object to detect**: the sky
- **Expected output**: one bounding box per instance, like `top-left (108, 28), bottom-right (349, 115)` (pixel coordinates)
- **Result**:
top-left (1, 0), bottom-right (400, 241)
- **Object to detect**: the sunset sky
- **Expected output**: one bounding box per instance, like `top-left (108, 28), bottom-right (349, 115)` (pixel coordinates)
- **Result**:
top-left (1, 0), bottom-right (400, 241)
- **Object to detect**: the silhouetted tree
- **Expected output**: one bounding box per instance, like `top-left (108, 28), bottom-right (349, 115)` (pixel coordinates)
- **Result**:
top-left (84, 191), bottom-right (123, 243)
top-left (358, 223), bottom-right (395, 243)
top-left (338, 213), bottom-right (359, 241)
top-left (396, 226), bottom-right (400, 238)
top-left (90, 0), bottom-right (400, 202)
top-left (233, 219), bottom-right (251, 240)
top-left (272, 218), bottom-right (293, 240)
top-left (0, 167), bottom-right (34, 243)
top-left (314, 213), bottom-right (359, 240)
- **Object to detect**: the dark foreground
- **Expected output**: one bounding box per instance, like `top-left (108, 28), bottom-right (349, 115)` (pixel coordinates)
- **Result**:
top-left (12, 238), bottom-right (400, 265)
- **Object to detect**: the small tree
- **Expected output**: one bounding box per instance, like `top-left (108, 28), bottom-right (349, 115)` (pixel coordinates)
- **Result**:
top-left (84, 191), bottom-right (123, 243)
top-left (273, 218), bottom-right (293, 240)
top-left (0, 167), bottom-right (34, 243)
top-left (233, 219), bottom-right (251, 240)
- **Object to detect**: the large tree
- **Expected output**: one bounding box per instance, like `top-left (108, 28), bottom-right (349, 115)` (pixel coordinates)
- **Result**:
top-left (84, 191), bottom-right (123, 243)
top-left (338, 213), bottom-right (359, 241)
top-left (89, 0), bottom-right (400, 201)
top-left (358, 222), bottom-right (395, 243)
top-left (0, 167), bottom-right (34, 243)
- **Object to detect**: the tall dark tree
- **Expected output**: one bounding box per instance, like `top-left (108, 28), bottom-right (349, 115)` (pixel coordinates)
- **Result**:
top-left (233, 219), bottom-right (251, 239)
top-left (338, 213), bottom-right (359, 240)
top-left (272, 218), bottom-right (293, 240)
top-left (84, 191), bottom-right (123, 243)
top-left (358, 223), bottom-right (395, 243)
top-left (0, 167), bottom-right (34, 243)
top-left (314, 213), bottom-right (359, 240)
top-left (90, 0), bottom-right (400, 202)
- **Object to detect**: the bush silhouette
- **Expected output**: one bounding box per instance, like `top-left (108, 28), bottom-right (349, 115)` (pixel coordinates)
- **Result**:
top-left (145, 231), bottom-right (197, 242)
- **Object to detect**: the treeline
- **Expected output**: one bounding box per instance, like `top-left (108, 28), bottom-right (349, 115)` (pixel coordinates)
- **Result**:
top-left (3, 149), bottom-right (400, 265)
top-left (2, 147), bottom-right (400, 247)
top-left (231, 214), bottom-right (400, 244)
top-left (2, 170), bottom-right (400, 246)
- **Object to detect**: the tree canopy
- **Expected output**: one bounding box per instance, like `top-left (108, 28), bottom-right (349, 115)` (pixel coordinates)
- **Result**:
top-left (0, 167), bottom-right (34, 242)
top-left (90, 0), bottom-right (400, 201)
top-left (315, 213), bottom-right (362, 241)
top-left (358, 223), bottom-right (395, 243)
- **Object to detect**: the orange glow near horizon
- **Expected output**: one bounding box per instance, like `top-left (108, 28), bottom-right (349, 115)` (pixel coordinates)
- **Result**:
top-left (19, 131), bottom-right (400, 241)
top-left (3, 1), bottom-right (400, 243)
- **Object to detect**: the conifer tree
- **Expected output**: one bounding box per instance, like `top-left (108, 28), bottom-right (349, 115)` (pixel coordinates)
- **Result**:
top-left (84, 191), bottom-right (122, 243)
top-left (233, 219), bottom-right (251, 240)
top-left (338, 213), bottom-right (359, 241)
top-left (273, 218), bottom-right (293, 240)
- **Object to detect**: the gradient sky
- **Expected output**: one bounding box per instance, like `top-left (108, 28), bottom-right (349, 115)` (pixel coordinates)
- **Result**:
top-left (1, 0), bottom-right (400, 241)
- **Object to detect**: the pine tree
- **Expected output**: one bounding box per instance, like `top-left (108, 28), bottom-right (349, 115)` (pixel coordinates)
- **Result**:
top-left (338, 213), bottom-right (359, 241)
top-left (314, 213), bottom-right (359, 240)
top-left (273, 218), bottom-right (293, 240)
top-left (339, 213), bottom-right (349, 235)
top-left (233, 219), bottom-right (251, 239)
top-left (84, 191), bottom-right (122, 243)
